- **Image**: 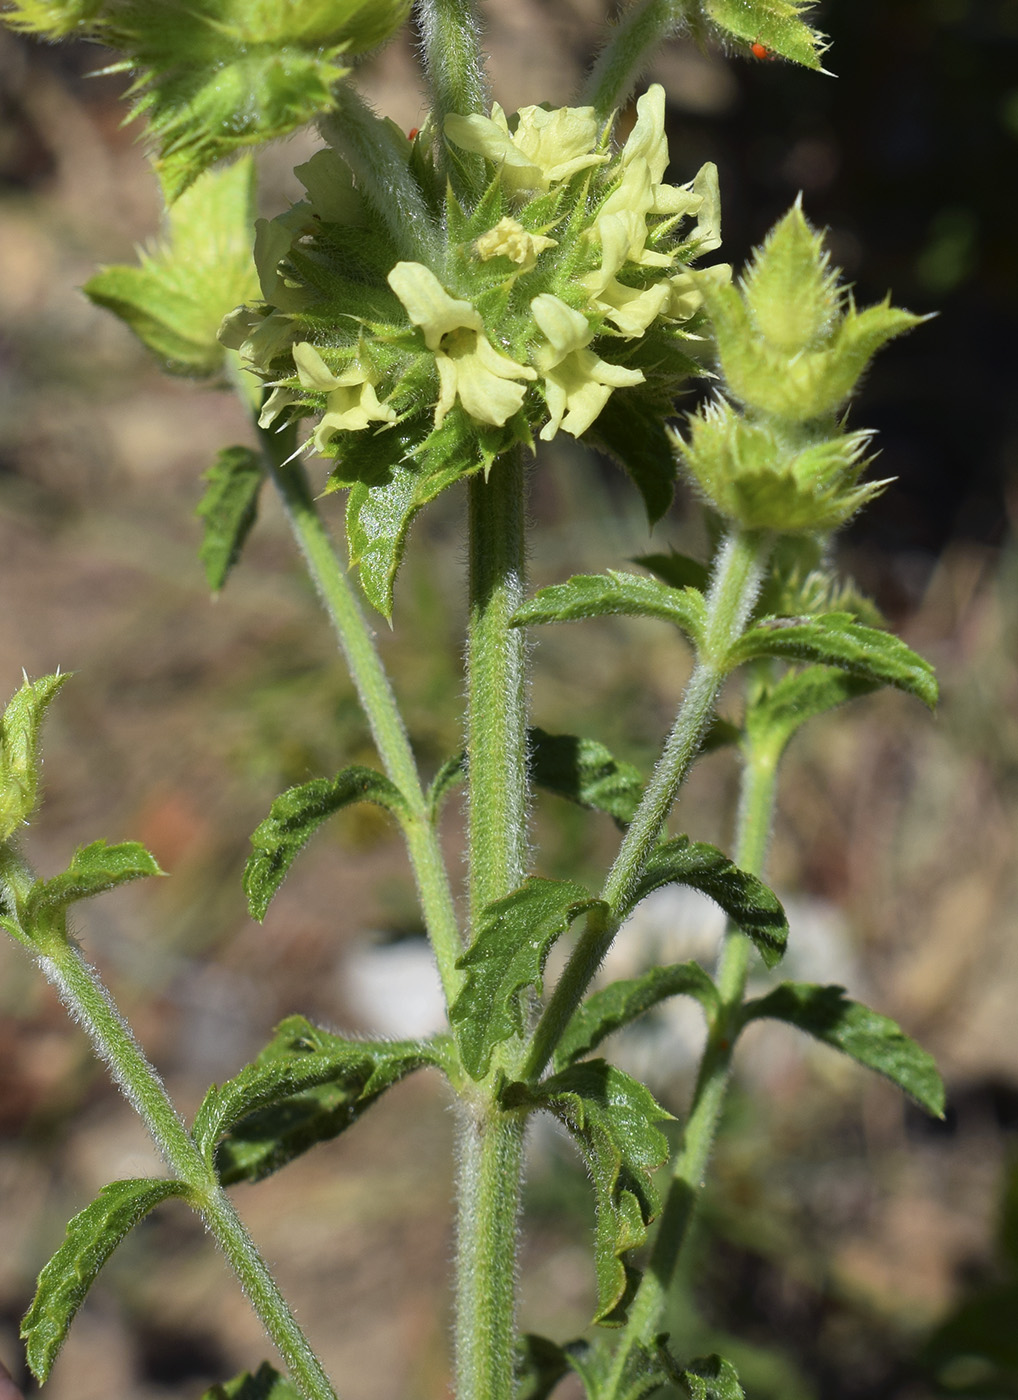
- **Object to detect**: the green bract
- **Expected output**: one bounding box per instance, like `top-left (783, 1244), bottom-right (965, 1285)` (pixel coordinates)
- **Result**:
top-left (0, 674), bottom-right (68, 844)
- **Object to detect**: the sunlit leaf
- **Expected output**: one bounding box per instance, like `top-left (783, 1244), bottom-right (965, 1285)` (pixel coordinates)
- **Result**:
top-left (196, 446), bottom-right (264, 591)
top-left (513, 573), bottom-right (706, 649)
top-left (554, 961), bottom-right (718, 1070)
top-left (0, 672), bottom-right (70, 842)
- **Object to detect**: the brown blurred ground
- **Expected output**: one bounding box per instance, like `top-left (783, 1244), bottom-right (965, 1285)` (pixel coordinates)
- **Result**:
top-left (2, 8), bottom-right (1018, 1400)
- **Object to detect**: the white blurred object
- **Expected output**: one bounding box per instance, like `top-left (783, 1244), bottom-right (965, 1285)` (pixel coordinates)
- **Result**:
top-left (342, 938), bottom-right (448, 1038)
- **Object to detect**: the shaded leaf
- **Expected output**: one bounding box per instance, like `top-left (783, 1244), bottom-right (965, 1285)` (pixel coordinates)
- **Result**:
top-left (22, 1178), bottom-right (190, 1381)
top-left (744, 665), bottom-right (878, 760)
top-left (518, 1061), bottom-right (671, 1326)
top-left (633, 550), bottom-right (709, 593)
top-left (196, 446), bottom-right (264, 591)
top-left (515, 1334), bottom-right (571, 1400)
top-left (513, 573), bottom-right (706, 648)
top-left (201, 1362), bottom-right (302, 1400)
top-left (555, 962), bottom-right (718, 1070)
top-left (426, 752), bottom-right (466, 820)
top-left (624, 837), bottom-right (787, 968)
top-left (588, 389), bottom-right (677, 526)
top-left (529, 728), bottom-right (644, 828)
top-left (742, 982), bottom-right (945, 1116)
top-left (205, 1015), bottom-right (446, 1184)
top-left (452, 880), bottom-right (606, 1080)
top-left (674, 1353), bottom-right (745, 1400)
top-left (565, 1335), bottom-right (669, 1400)
top-left (730, 613), bottom-right (937, 709)
top-left (244, 768), bottom-right (407, 921)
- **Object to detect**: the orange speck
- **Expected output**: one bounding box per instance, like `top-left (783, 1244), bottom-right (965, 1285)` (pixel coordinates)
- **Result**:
top-left (408, 127), bottom-right (420, 140)
top-left (751, 41), bottom-right (775, 60)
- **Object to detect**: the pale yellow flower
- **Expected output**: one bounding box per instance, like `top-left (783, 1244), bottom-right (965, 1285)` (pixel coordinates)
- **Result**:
top-left (530, 293), bottom-right (644, 441)
top-left (387, 262), bottom-right (536, 427)
top-left (475, 217), bottom-right (558, 273)
top-left (444, 102), bottom-right (608, 195)
top-left (292, 341), bottom-right (397, 449)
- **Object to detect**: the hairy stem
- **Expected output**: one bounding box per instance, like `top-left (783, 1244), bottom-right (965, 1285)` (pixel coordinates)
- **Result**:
top-left (263, 441), bottom-right (463, 1008)
top-left (416, 0), bottom-right (488, 198)
top-left (580, 0), bottom-right (693, 118)
top-left (38, 939), bottom-right (339, 1400)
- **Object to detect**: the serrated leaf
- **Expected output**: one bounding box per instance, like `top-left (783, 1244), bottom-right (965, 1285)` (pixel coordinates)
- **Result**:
top-left (744, 665), bottom-right (879, 761)
top-left (206, 1015), bottom-right (445, 1184)
top-left (21, 1177), bottom-right (190, 1382)
top-left (196, 446), bottom-right (264, 591)
top-left (554, 962), bottom-right (719, 1070)
top-left (201, 1362), bottom-right (302, 1400)
top-left (1, 672), bottom-right (70, 842)
top-left (675, 1353), bottom-right (745, 1400)
top-left (623, 837), bottom-right (787, 968)
top-left (24, 841), bottom-right (162, 936)
top-left (704, 0), bottom-right (827, 69)
top-left (633, 551), bottom-right (710, 593)
top-left (522, 1061), bottom-right (671, 1326)
top-left (84, 158), bottom-right (259, 372)
top-left (452, 880), bottom-right (606, 1079)
top-left (730, 613), bottom-right (937, 708)
top-left (515, 1334), bottom-right (572, 1400)
top-left (529, 728), bottom-right (644, 828)
top-left (742, 982), bottom-right (945, 1116)
top-left (244, 768), bottom-right (408, 921)
top-left (565, 1335), bottom-right (668, 1400)
top-left (513, 573), bottom-right (706, 648)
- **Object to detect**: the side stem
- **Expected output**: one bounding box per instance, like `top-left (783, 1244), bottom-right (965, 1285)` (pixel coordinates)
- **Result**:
top-left (580, 0), bottom-right (693, 118)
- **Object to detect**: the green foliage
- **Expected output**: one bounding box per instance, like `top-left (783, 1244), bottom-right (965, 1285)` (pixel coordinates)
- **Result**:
top-left (511, 1061), bottom-right (671, 1326)
top-left (196, 446), bottom-right (265, 591)
top-left (7, 841), bottom-right (162, 950)
top-left (565, 1334), bottom-right (670, 1400)
top-left (0, 672), bottom-right (69, 843)
top-left (529, 728), bottom-right (645, 828)
top-left (202, 1362), bottom-right (302, 1400)
top-left (730, 613), bottom-right (938, 707)
top-left (513, 573), bottom-right (707, 649)
top-left (206, 1015), bottom-right (446, 1184)
top-left (244, 768), bottom-right (408, 920)
top-left (623, 838), bottom-right (788, 968)
top-left (742, 982), bottom-right (945, 1116)
top-left (21, 1178), bottom-right (191, 1381)
top-left (743, 665), bottom-right (880, 763)
top-left (452, 879), bottom-right (606, 1079)
top-left (700, 0), bottom-right (826, 68)
top-left (84, 158), bottom-right (259, 374)
top-left (514, 1334), bottom-right (573, 1400)
top-left (673, 1353), bottom-right (746, 1400)
top-left (554, 962), bottom-right (719, 1071)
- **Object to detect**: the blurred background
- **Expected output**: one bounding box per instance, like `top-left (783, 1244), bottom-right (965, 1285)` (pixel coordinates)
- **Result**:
top-left (2, 2), bottom-right (1018, 1397)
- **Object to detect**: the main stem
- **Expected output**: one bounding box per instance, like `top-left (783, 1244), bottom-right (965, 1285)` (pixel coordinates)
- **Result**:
top-left (455, 451), bottom-right (530, 1400)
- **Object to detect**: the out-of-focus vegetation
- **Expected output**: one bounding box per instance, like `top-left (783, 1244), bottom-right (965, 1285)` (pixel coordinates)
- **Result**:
top-left (1, 3), bottom-right (1017, 1397)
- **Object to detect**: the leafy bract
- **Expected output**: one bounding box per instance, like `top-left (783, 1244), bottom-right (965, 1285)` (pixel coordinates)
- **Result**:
top-left (744, 664), bottom-right (879, 762)
top-left (513, 573), bottom-right (706, 649)
top-left (529, 728), bottom-right (644, 828)
top-left (451, 879), bottom-right (606, 1080)
top-left (742, 982), bottom-right (945, 1116)
top-left (554, 961), bottom-right (719, 1070)
top-left (623, 837), bottom-right (787, 968)
top-left (730, 613), bottom-right (937, 708)
top-left (244, 768), bottom-right (408, 921)
top-left (701, 0), bottom-right (826, 69)
top-left (515, 1061), bottom-right (671, 1326)
top-left (196, 446), bottom-right (264, 591)
top-left (84, 158), bottom-right (259, 374)
top-left (203, 1015), bottom-right (446, 1184)
top-left (14, 841), bottom-right (163, 948)
top-left (201, 1362), bottom-right (301, 1400)
top-left (21, 1178), bottom-right (191, 1381)
top-left (0, 672), bottom-right (70, 842)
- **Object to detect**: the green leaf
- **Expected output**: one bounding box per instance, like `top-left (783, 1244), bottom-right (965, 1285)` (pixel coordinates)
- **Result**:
top-left (1, 672), bottom-right (70, 842)
top-left (201, 1362), bottom-right (302, 1400)
top-left (674, 1353), bottom-right (746, 1400)
top-left (196, 446), bottom-right (264, 591)
top-left (84, 158), bottom-right (259, 372)
top-left (529, 728), bottom-right (644, 828)
top-left (426, 752), bottom-right (466, 820)
top-left (21, 1177), bottom-right (190, 1382)
top-left (624, 837), bottom-right (787, 969)
top-left (744, 665), bottom-right (879, 761)
top-left (519, 1061), bottom-right (671, 1326)
top-left (515, 1334), bottom-right (572, 1400)
top-left (565, 1335), bottom-right (668, 1400)
top-left (588, 388), bottom-right (677, 526)
top-left (244, 768), bottom-right (408, 921)
top-left (554, 962), bottom-right (719, 1070)
top-left (729, 613), bottom-right (938, 708)
top-left (633, 551), bottom-right (710, 593)
top-left (204, 1015), bottom-right (445, 1184)
top-left (451, 880), bottom-right (606, 1080)
top-left (24, 841), bottom-right (162, 936)
top-left (742, 982), bottom-right (945, 1116)
top-left (703, 0), bottom-right (826, 70)
top-left (513, 573), bottom-right (706, 649)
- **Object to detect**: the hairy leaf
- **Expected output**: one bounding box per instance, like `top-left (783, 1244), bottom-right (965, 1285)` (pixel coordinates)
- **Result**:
top-left (742, 982), bottom-right (945, 1116)
top-left (205, 1015), bottom-right (445, 1184)
top-left (196, 446), bottom-right (264, 591)
top-left (744, 665), bottom-right (878, 760)
top-left (201, 1362), bottom-right (302, 1400)
top-left (674, 1353), bottom-right (746, 1400)
top-left (84, 158), bottom-right (258, 373)
top-left (520, 1061), bottom-right (671, 1326)
top-left (452, 880), bottom-right (606, 1080)
top-left (529, 728), bottom-right (644, 828)
top-left (730, 613), bottom-right (937, 708)
top-left (244, 768), bottom-right (408, 921)
top-left (22, 1178), bottom-right (190, 1381)
top-left (23, 841), bottom-right (162, 943)
top-left (426, 752), bottom-right (466, 820)
top-left (565, 1335), bottom-right (669, 1400)
top-left (513, 573), bottom-right (706, 648)
top-left (702, 0), bottom-right (826, 69)
top-left (633, 550), bottom-right (710, 593)
top-left (623, 837), bottom-right (787, 968)
top-left (0, 671), bottom-right (70, 842)
top-left (555, 962), bottom-right (719, 1070)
